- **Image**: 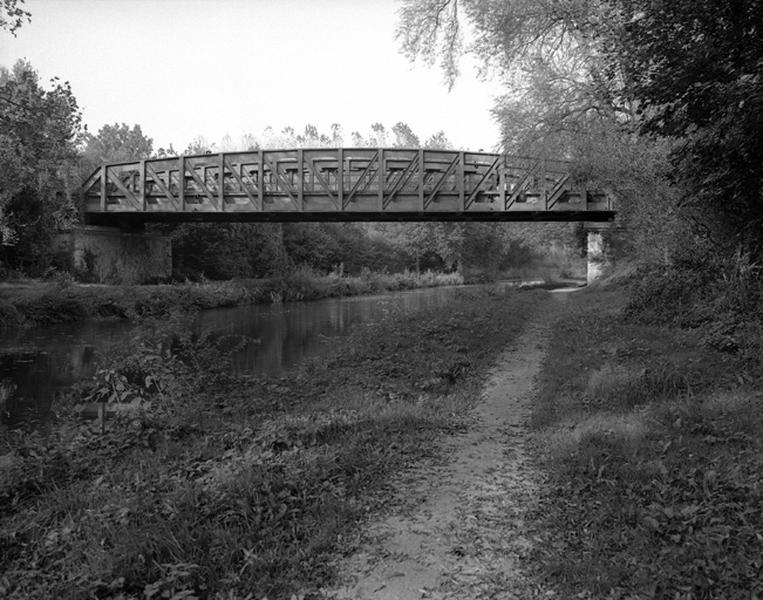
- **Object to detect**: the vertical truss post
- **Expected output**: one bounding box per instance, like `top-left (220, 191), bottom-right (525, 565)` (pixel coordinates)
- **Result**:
top-left (541, 157), bottom-right (547, 209)
top-left (258, 150), bottom-right (264, 209)
top-left (337, 148), bottom-right (344, 209)
top-left (418, 149), bottom-right (425, 210)
top-left (100, 165), bottom-right (107, 211)
top-left (378, 148), bottom-right (384, 210)
top-left (219, 153), bottom-right (225, 211)
top-left (178, 156), bottom-right (185, 211)
top-left (457, 152), bottom-right (465, 211)
top-left (499, 157), bottom-right (506, 210)
top-left (140, 160), bottom-right (146, 211)
top-left (297, 149), bottom-right (304, 211)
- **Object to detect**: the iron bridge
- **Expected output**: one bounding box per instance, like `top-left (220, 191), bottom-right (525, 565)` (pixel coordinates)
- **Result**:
top-left (82, 148), bottom-right (615, 224)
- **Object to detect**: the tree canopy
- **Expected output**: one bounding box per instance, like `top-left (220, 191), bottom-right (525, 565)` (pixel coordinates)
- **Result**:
top-left (0, 60), bottom-right (82, 271)
top-left (81, 123), bottom-right (153, 170)
top-left (0, 0), bottom-right (30, 35)
top-left (599, 0), bottom-right (763, 250)
top-left (397, 0), bottom-right (763, 257)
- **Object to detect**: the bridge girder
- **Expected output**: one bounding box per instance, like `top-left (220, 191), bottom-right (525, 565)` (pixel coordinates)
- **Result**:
top-left (81, 148), bottom-right (615, 224)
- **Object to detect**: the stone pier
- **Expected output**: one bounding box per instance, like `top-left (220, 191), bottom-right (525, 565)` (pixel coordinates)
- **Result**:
top-left (586, 223), bottom-right (614, 285)
top-left (55, 226), bottom-right (172, 284)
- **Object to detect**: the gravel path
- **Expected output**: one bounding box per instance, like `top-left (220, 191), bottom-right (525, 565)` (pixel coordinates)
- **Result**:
top-left (323, 292), bottom-right (571, 599)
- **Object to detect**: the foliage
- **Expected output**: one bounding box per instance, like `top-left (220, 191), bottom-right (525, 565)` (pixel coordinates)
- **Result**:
top-left (527, 287), bottom-right (763, 599)
top-left (0, 288), bottom-right (540, 599)
top-left (167, 222), bottom-right (290, 281)
top-left (83, 339), bottom-right (180, 407)
top-left (597, 0), bottom-right (763, 253)
top-left (267, 266), bottom-right (464, 302)
top-left (397, 0), bottom-right (763, 260)
top-left (0, 0), bottom-right (29, 35)
top-left (0, 60), bottom-right (83, 273)
top-left (79, 123), bottom-right (153, 176)
top-left (0, 269), bottom-right (468, 328)
top-left (625, 252), bottom-right (763, 362)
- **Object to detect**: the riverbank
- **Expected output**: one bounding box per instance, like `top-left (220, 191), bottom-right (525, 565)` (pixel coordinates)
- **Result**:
top-left (0, 286), bottom-right (540, 599)
top-left (524, 286), bottom-right (763, 598)
top-left (4, 281), bottom-right (756, 599)
top-left (0, 269), bottom-right (463, 328)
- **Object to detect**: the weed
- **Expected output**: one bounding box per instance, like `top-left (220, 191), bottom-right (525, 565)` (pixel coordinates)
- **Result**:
top-left (624, 254), bottom-right (763, 365)
top-left (0, 288), bottom-right (540, 599)
top-left (526, 286), bottom-right (763, 600)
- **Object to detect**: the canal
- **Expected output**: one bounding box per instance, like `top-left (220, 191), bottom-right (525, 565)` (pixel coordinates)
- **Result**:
top-left (0, 284), bottom-right (519, 426)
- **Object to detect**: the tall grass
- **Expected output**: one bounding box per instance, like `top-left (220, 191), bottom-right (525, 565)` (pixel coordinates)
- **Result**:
top-left (526, 286), bottom-right (763, 599)
top-left (0, 287), bottom-right (539, 599)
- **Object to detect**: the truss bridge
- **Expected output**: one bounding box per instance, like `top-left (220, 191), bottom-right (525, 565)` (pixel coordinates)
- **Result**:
top-left (82, 148), bottom-right (615, 224)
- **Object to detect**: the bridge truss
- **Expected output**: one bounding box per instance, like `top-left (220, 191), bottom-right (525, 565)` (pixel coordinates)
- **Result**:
top-left (82, 148), bottom-right (614, 224)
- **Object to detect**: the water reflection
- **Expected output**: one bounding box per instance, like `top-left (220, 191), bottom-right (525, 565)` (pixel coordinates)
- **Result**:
top-left (0, 284), bottom-right (498, 426)
top-left (196, 287), bottom-right (462, 376)
top-left (0, 320), bottom-right (130, 425)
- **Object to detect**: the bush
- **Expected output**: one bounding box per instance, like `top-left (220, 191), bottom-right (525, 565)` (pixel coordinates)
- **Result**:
top-left (625, 252), bottom-right (762, 364)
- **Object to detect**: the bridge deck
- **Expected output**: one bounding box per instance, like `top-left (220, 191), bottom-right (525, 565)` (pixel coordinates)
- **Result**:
top-left (82, 148), bottom-right (615, 224)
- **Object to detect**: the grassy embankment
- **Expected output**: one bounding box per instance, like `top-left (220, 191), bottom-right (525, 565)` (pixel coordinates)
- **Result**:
top-left (0, 286), bottom-right (540, 599)
top-left (0, 268), bottom-right (463, 328)
top-left (525, 274), bottom-right (762, 598)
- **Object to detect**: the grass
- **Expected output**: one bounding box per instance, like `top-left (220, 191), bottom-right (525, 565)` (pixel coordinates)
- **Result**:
top-left (0, 286), bottom-right (539, 599)
top-left (0, 268), bottom-right (464, 328)
top-left (524, 286), bottom-right (763, 599)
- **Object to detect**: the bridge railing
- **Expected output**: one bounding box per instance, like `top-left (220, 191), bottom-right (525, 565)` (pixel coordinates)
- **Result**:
top-left (81, 148), bottom-right (613, 220)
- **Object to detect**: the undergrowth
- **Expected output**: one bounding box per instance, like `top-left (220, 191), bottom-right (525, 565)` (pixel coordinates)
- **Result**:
top-left (526, 286), bottom-right (763, 599)
top-left (0, 287), bottom-right (538, 599)
top-left (623, 252), bottom-right (762, 362)
top-left (0, 269), bottom-right (465, 328)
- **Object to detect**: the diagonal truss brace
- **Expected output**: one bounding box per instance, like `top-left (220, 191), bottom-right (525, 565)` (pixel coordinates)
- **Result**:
top-left (106, 167), bottom-right (142, 210)
top-left (424, 154), bottom-right (460, 209)
top-left (145, 163), bottom-right (180, 210)
top-left (383, 153), bottom-right (420, 209)
top-left (224, 158), bottom-right (260, 210)
top-left (183, 163), bottom-right (219, 209)
top-left (465, 156), bottom-right (501, 209)
top-left (263, 157), bottom-right (298, 205)
top-left (344, 151), bottom-right (379, 207)
top-left (304, 159), bottom-right (339, 208)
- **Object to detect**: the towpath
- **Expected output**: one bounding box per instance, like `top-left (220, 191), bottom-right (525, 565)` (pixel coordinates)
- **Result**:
top-left (323, 290), bottom-right (575, 599)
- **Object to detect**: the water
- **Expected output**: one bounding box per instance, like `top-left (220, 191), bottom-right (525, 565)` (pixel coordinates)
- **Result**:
top-left (0, 284), bottom-right (491, 427)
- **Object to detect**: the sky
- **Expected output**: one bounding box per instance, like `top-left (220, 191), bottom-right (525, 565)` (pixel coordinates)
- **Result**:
top-left (1, 0), bottom-right (506, 153)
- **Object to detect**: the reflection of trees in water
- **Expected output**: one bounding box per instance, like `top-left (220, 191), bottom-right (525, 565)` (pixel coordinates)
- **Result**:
top-left (0, 352), bottom-right (55, 424)
top-left (205, 287), bottom-right (461, 377)
top-left (1, 285), bottom-right (470, 425)
top-left (1, 318), bottom-right (135, 423)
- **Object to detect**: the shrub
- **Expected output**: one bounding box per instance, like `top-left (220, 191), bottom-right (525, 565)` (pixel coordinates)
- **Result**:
top-left (625, 252), bottom-right (762, 364)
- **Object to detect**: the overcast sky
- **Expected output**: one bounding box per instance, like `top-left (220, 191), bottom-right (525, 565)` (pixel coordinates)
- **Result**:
top-left (2, 0), bottom-right (505, 152)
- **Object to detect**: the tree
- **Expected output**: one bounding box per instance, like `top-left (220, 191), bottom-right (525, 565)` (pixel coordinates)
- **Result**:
top-left (80, 123), bottom-right (153, 175)
top-left (597, 0), bottom-right (763, 253)
top-left (330, 123), bottom-right (344, 146)
top-left (184, 136), bottom-right (216, 155)
top-left (0, 60), bottom-right (82, 272)
top-left (0, 0), bottom-right (30, 35)
top-left (392, 121), bottom-right (420, 148)
top-left (423, 130), bottom-right (452, 149)
top-left (397, 0), bottom-right (763, 261)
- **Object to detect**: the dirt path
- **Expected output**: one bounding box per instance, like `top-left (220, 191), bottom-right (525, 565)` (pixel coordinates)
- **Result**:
top-left (323, 292), bottom-right (571, 600)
